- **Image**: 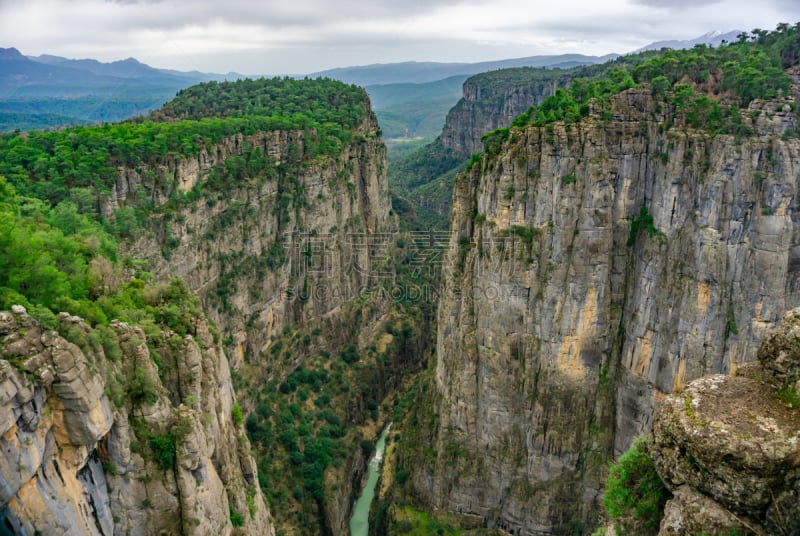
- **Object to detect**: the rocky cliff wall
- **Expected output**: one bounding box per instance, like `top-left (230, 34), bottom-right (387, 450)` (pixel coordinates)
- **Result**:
top-left (109, 103), bottom-right (401, 534)
top-left (419, 87), bottom-right (800, 534)
top-left (117, 112), bottom-right (393, 367)
top-left (439, 71), bottom-right (570, 158)
top-left (0, 304), bottom-right (273, 536)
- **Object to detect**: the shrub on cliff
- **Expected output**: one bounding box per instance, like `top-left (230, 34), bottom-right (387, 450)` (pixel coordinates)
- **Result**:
top-left (603, 435), bottom-right (669, 535)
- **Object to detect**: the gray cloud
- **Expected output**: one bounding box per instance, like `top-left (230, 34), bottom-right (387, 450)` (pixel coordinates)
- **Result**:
top-left (99, 0), bottom-right (475, 29)
top-left (1, 0), bottom-right (799, 74)
top-left (630, 0), bottom-right (722, 7)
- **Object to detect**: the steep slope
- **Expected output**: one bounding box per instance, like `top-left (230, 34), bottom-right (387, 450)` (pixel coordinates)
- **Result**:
top-left (389, 67), bottom-right (576, 230)
top-left (393, 27), bottom-right (800, 535)
top-left (390, 55), bottom-right (664, 230)
top-left (439, 67), bottom-right (573, 158)
top-left (111, 80), bottom-right (394, 382)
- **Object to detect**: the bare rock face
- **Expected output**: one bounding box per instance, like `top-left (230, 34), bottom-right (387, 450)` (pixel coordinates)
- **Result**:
top-left (440, 69), bottom-right (571, 158)
top-left (417, 84), bottom-right (800, 534)
top-left (0, 308), bottom-right (274, 536)
top-left (757, 307), bottom-right (800, 388)
top-left (104, 104), bottom-right (394, 534)
top-left (651, 307), bottom-right (800, 535)
top-left (658, 486), bottom-right (749, 536)
top-left (119, 112), bottom-right (394, 369)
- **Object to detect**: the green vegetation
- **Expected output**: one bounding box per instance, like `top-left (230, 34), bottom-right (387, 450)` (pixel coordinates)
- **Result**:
top-left (777, 386), bottom-right (800, 409)
top-left (0, 75), bottom-right (435, 535)
top-left (0, 173), bottom-right (205, 335)
top-left (232, 402), bottom-right (244, 426)
top-left (388, 140), bottom-right (465, 230)
top-left (727, 310), bottom-right (740, 335)
top-left (627, 206), bottom-right (659, 247)
top-left (550, 28), bottom-right (792, 128)
top-left (603, 436), bottom-right (669, 535)
top-left (389, 140), bottom-right (463, 194)
top-left (235, 221), bottom-right (437, 534)
top-left (149, 433), bottom-right (176, 471)
top-left (0, 95), bottom-right (180, 133)
top-left (391, 505), bottom-right (463, 535)
top-left (385, 136), bottom-right (437, 161)
top-left (561, 173), bottom-right (577, 186)
top-left (240, 316), bottom-right (427, 533)
top-left (129, 367), bottom-right (159, 406)
top-left (0, 77), bottom-right (368, 212)
top-left (0, 111), bottom-right (91, 132)
top-left (477, 24), bottom-right (800, 161)
top-left (230, 507), bottom-right (245, 528)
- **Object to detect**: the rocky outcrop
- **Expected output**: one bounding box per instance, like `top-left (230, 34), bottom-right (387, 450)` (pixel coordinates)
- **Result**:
top-left (413, 85), bottom-right (800, 534)
top-left (0, 305), bottom-right (273, 535)
top-left (439, 68), bottom-right (571, 158)
top-left (651, 308), bottom-right (800, 535)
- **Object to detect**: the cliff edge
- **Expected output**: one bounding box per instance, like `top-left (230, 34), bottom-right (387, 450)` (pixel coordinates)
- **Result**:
top-left (651, 307), bottom-right (800, 535)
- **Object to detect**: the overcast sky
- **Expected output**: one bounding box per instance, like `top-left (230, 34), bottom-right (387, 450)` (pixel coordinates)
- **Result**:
top-left (1, 0), bottom-right (799, 75)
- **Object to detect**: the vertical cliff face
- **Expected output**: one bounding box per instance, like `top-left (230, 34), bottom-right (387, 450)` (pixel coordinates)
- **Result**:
top-left (105, 91), bottom-right (404, 535)
top-left (0, 303), bottom-right (273, 536)
top-left (119, 112), bottom-right (393, 367)
top-left (439, 69), bottom-right (570, 158)
top-left (420, 87), bottom-right (800, 533)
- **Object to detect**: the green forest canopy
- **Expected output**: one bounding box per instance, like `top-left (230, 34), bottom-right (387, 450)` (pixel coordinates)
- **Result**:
top-left (0, 77), bottom-right (369, 207)
top-left (480, 24), bottom-right (800, 158)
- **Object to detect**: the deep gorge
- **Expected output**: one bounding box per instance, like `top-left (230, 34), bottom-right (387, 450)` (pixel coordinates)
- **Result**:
top-left (2, 25), bottom-right (800, 536)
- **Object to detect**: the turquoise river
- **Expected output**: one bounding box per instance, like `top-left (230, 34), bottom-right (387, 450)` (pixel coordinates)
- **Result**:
top-left (349, 423), bottom-right (392, 535)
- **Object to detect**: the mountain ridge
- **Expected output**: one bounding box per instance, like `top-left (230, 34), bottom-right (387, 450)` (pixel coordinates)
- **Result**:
top-left (310, 54), bottom-right (615, 86)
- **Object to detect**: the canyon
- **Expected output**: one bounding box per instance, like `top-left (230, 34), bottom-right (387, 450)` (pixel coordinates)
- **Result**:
top-left (3, 28), bottom-right (800, 536)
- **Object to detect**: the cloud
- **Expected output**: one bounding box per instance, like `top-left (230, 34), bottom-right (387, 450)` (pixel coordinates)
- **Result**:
top-left (630, 0), bottom-right (722, 7)
top-left (97, 0), bottom-right (475, 29)
top-left (1, 0), bottom-right (799, 74)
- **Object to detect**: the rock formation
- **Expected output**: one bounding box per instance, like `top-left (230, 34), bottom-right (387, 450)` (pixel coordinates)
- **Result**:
top-left (439, 68), bottom-right (571, 158)
top-left (651, 307), bottom-right (800, 535)
top-left (0, 304), bottom-right (273, 535)
top-left (119, 112), bottom-right (393, 367)
top-left (406, 84), bottom-right (800, 533)
top-left (0, 79), bottom-right (405, 536)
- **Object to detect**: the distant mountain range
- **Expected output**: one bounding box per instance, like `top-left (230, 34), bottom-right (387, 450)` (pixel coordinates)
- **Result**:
top-left (310, 54), bottom-right (617, 86)
top-left (0, 30), bottom-right (746, 131)
top-left (0, 47), bottom-right (247, 130)
top-left (0, 47), bottom-right (239, 98)
top-left (634, 30), bottom-right (743, 53)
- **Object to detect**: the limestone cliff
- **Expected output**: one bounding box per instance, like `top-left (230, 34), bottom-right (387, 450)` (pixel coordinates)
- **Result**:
top-left (0, 303), bottom-right (273, 535)
top-left (117, 111), bottom-right (393, 367)
top-left (104, 85), bottom-right (408, 535)
top-left (651, 307), bottom-right (800, 535)
top-left (439, 68), bottom-right (571, 158)
top-left (409, 84), bottom-right (800, 533)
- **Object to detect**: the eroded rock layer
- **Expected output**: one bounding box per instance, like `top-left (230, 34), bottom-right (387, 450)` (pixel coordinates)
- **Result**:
top-left (0, 305), bottom-right (273, 536)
